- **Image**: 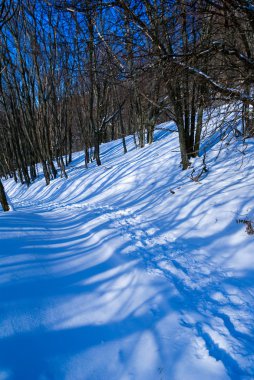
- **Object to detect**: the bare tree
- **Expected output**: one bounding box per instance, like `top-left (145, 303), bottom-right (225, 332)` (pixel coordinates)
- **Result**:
top-left (0, 0), bottom-right (20, 211)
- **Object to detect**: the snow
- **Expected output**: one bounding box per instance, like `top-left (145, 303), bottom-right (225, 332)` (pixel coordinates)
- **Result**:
top-left (1, 123), bottom-right (254, 379)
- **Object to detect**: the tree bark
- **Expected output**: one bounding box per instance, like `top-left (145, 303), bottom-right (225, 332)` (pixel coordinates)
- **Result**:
top-left (0, 179), bottom-right (10, 212)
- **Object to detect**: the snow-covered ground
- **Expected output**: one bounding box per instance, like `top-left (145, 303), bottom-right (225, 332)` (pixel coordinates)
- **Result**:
top-left (1, 124), bottom-right (254, 380)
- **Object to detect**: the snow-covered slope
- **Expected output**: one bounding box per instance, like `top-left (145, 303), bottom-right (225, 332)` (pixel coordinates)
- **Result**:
top-left (1, 124), bottom-right (254, 380)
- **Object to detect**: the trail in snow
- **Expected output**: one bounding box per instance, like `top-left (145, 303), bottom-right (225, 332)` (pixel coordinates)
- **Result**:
top-left (1, 126), bottom-right (254, 379)
top-left (112, 207), bottom-right (254, 379)
top-left (1, 204), bottom-right (226, 380)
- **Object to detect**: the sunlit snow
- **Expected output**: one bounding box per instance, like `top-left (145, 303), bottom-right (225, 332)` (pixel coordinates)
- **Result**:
top-left (0, 123), bottom-right (254, 379)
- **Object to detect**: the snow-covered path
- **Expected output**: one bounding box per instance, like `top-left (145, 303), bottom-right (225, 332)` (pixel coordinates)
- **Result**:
top-left (0, 205), bottom-right (229, 380)
top-left (1, 126), bottom-right (254, 379)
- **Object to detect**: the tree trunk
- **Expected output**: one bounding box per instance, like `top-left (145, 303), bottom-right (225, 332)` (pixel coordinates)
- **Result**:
top-left (194, 106), bottom-right (203, 157)
top-left (178, 122), bottom-right (189, 169)
top-left (119, 110), bottom-right (127, 154)
top-left (0, 179), bottom-right (10, 212)
top-left (174, 99), bottom-right (189, 169)
top-left (59, 156), bottom-right (68, 178)
top-left (94, 131), bottom-right (101, 166)
top-left (243, 103), bottom-right (254, 137)
top-left (147, 124), bottom-right (154, 144)
top-left (138, 126), bottom-right (145, 148)
top-left (84, 146), bottom-right (90, 168)
top-left (42, 161), bottom-right (50, 186)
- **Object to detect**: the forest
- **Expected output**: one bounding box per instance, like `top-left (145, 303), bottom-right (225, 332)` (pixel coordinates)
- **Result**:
top-left (0, 0), bottom-right (253, 211)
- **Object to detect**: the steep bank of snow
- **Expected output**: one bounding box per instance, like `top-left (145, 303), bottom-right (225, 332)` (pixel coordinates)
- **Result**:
top-left (0, 124), bottom-right (254, 379)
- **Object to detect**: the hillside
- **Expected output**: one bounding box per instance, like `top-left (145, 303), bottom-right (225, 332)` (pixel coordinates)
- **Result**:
top-left (0, 124), bottom-right (254, 380)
